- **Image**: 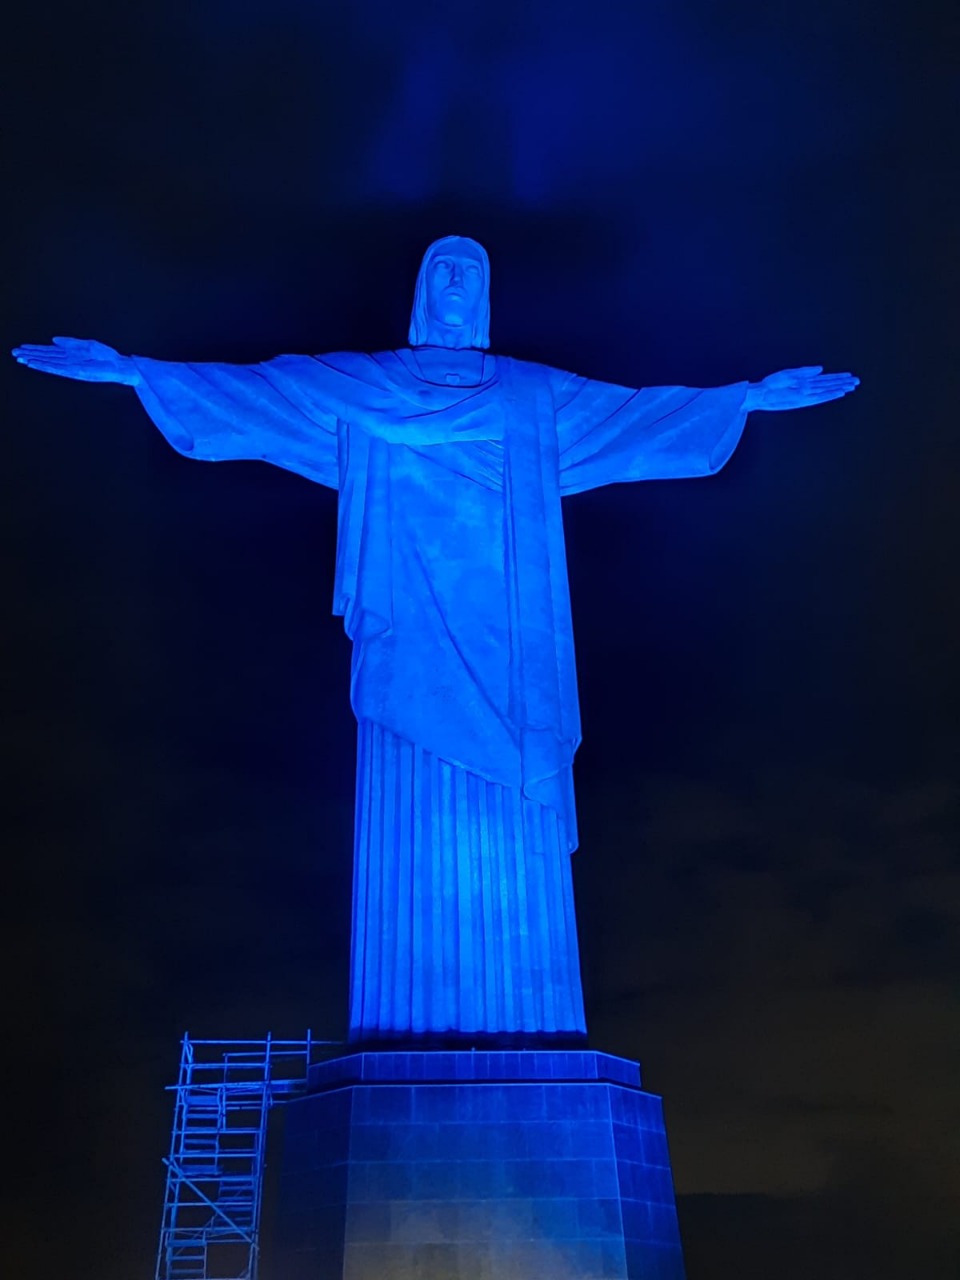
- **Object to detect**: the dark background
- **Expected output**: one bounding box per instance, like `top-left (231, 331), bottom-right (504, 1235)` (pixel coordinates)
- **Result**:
top-left (3, 2), bottom-right (957, 1276)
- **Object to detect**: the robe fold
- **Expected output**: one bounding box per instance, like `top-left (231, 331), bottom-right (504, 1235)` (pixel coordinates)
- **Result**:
top-left (132, 349), bottom-right (748, 1038)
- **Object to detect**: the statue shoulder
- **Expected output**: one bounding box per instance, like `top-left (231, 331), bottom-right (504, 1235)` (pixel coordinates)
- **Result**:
top-left (265, 350), bottom-right (366, 372)
top-left (494, 354), bottom-right (573, 393)
top-left (271, 350), bottom-right (395, 385)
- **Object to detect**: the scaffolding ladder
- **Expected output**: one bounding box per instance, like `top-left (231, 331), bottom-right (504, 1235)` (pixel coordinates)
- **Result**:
top-left (154, 1032), bottom-right (335, 1280)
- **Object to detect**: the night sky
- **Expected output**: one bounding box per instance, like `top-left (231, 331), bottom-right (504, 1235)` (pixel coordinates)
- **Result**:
top-left (3, 2), bottom-right (958, 1277)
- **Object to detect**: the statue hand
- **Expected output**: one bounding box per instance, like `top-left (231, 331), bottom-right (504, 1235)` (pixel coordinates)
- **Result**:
top-left (744, 366), bottom-right (859, 412)
top-left (11, 336), bottom-right (140, 385)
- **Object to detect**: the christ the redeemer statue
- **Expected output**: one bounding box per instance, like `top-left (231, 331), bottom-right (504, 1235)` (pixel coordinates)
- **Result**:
top-left (14, 236), bottom-right (858, 1043)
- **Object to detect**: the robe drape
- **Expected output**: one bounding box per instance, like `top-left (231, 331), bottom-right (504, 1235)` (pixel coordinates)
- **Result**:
top-left (132, 350), bottom-right (748, 1038)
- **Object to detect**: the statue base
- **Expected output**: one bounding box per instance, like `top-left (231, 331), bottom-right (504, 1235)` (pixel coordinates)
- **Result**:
top-left (267, 1049), bottom-right (686, 1279)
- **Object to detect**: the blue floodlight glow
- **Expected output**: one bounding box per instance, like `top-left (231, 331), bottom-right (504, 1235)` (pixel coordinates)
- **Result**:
top-left (11, 238), bottom-right (858, 1042)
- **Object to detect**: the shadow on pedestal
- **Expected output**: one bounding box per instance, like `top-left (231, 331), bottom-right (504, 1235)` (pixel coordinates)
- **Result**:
top-left (265, 1050), bottom-right (685, 1280)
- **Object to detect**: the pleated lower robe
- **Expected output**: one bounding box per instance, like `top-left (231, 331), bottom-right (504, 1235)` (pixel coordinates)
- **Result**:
top-left (348, 721), bottom-right (586, 1039)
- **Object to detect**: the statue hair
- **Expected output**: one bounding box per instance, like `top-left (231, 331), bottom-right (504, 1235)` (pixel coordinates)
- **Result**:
top-left (408, 236), bottom-right (491, 349)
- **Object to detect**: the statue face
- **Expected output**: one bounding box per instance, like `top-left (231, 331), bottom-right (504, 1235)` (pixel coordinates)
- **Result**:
top-left (425, 244), bottom-right (486, 335)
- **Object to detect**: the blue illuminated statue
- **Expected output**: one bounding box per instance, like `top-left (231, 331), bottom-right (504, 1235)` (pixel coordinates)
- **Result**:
top-left (13, 237), bottom-right (858, 1043)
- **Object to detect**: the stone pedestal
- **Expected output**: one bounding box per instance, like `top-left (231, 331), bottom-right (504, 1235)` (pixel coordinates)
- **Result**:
top-left (269, 1050), bottom-right (685, 1279)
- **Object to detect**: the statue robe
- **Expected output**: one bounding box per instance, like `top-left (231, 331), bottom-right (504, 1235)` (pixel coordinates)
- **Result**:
top-left (132, 349), bottom-right (748, 1039)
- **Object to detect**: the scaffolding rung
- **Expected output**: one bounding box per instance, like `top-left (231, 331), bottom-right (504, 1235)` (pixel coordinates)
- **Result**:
top-left (176, 1156), bottom-right (261, 1166)
top-left (167, 1230), bottom-right (247, 1241)
top-left (176, 1152), bottom-right (263, 1162)
top-left (175, 1173), bottom-right (258, 1183)
top-left (179, 1136), bottom-right (262, 1145)
top-left (169, 1231), bottom-right (254, 1244)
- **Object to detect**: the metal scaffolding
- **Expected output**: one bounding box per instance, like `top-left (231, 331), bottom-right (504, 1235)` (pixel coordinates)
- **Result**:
top-left (154, 1033), bottom-right (336, 1280)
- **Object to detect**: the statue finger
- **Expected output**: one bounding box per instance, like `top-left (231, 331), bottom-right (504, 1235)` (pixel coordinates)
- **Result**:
top-left (13, 344), bottom-right (63, 358)
top-left (806, 388), bottom-right (853, 404)
top-left (16, 355), bottom-right (68, 369)
top-left (17, 353), bottom-right (93, 375)
top-left (815, 381), bottom-right (859, 396)
top-left (15, 353), bottom-right (74, 369)
top-left (24, 343), bottom-right (81, 358)
top-left (814, 376), bottom-right (857, 389)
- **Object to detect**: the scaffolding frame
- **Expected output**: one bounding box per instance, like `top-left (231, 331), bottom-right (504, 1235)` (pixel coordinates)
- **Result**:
top-left (154, 1032), bottom-right (337, 1280)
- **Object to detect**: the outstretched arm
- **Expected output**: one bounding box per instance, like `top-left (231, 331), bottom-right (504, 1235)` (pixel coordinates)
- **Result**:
top-left (555, 372), bottom-right (750, 495)
top-left (12, 336), bottom-right (342, 489)
top-left (554, 363), bottom-right (859, 495)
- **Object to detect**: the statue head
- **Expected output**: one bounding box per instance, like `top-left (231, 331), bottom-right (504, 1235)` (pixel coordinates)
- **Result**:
top-left (408, 236), bottom-right (491, 350)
